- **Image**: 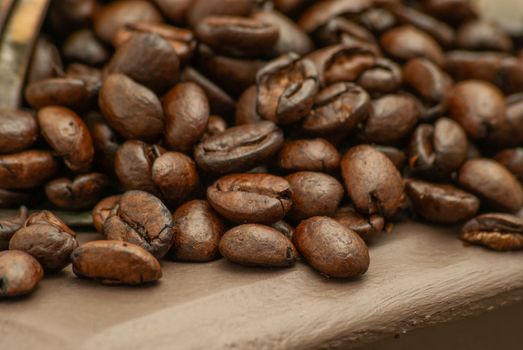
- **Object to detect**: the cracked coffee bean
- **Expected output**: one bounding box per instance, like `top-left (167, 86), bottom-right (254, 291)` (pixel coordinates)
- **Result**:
top-left (462, 213), bottom-right (523, 251)
top-left (92, 195), bottom-right (121, 233)
top-left (45, 173), bottom-right (109, 210)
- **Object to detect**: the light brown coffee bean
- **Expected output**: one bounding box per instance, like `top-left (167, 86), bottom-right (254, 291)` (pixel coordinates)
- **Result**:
top-left (0, 250), bottom-right (43, 298)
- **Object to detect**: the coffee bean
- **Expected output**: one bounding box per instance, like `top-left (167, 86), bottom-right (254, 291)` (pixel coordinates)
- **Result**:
top-left (333, 206), bottom-right (384, 243)
top-left (10, 211), bottom-right (78, 272)
top-left (0, 150), bottom-right (58, 190)
top-left (286, 171), bottom-right (344, 222)
top-left (45, 173), bottom-right (109, 210)
top-left (0, 110), bottom-right (38, 154)
top-left (153, 0), bottom-right (192, 23)
top-left (104, 191), bottom-right (174, 258)
top-left (403, 58), bottom-right (453, 104)
top-left (71, 240), bottom-right (162, 285)
top-left (489, 93), bottom-right (523, 148)
top-left (219, 224), bottom-right (297, 267)
top-left (277, 138), bottom-right (340, 172)
top-left (187, 0), bottom-right (254, 28)
top-left (27, 36), bottom-right (63, 84)
top-left (495, 148), bottom-right (523, 182)
top-left (405, 179), bottom-right (479, 224)
top-left (341, 145), bottom-right (404, 218)
top-left (0, 190), bottom-right (31, 210)
top-left (194, 121), bottom-right (283, 175)
top-left (207, 173), bottom-right (292, 224)
top-left (25, 78), bottom-right (91, 110)
top-left (356, 58), bottom-right (402, 96)
top-left (48, 0), bottom-right (96, 33)
top-left (0, 207), bottom-right (28, 251)
top-left (462, 213), bottom-right (523, 251)
top-left (374, 146), bottom-right (406, 171)
top-left (62, 30), bottom-right (110, 66)
top-left (0, 250), bottom-right (43, 298)
top-left (169, 200), bottom-right (225, 262)
top-left (271, 220), bottom-right (295, 241)
top-left (458, 159), bottom-right (523, 213)
top-left (85, 113), bottom-right (120, 175)
top-left (235, 85), bottom-right (262, 125)
top-left (203, 115), bottom-right (227, 140)
top-left (314, 17), bottom-right (376, 48)
top-left (295, 216), bottom-right (369, 278)
top-left (92, 195), bottom-right (121, 233)
top-left (423, 0), bottom-right (478, 24)
top-left (455, 21), bottom-right (513, 52)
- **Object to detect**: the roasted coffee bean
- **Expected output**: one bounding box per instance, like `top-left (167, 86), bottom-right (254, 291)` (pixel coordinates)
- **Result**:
top-left (423, 0), bottom-right (477, 24)
top-left (104, 191), bottom-right (174, 258)
top-left (358, 7), bottom-right (396, 33)
top-left (408, 118), bottom-right (468, 177)
top-left (458, 159), bottom-right (523, 213)
top-left (25, 78), bottom-right (91, 110)
top-left (341, 145), bottom-right (404, 218)
top-left (405, 179), bottom-right (479, 224)
top-left (374, 146), bottom-right (406, 171)
top-left (92, 195), bottom-right (121, 233)
top-left (0, 207), bottom-right (28, 251)
top-left (65, 64), bottom-right (103, 103)
top-left (10, 211), bottom-right (78, 272)
top-left (256, 53), bottom-right (318, 125)
top-left (0, 151), bottom-right (58, 190)
top-left (448, 80), bottom-right (506, 139)
top-left (363, 94), bottom-right (420, 145)
top-left (0, 250), bottom-right (43, 298)
top-left (356, 58), bottom-right (402, 96)
top-left (62, 30), bottom-right (110, 66)
top-left (194, 121), bottom-right (283, 175)
top-left (286, 171), bottom-right (344, 222)
top-left (37, 106), bottom-right (94, 173)
top-left (273, 0), bottom-right (310, 15)
top-left (403, 58), bottom-right (452, 104)
top-left (169, 200), bottom-right (225, 262)
top-left (0, 190), bottom-right (32, 210)
top-left (295, 216), bottom-right (369, 278)
top-left (45, 173), bottom-right (109, 210)
top-left (153, 0), bottom-right (192, 23)
top-left (302, 83), bottom-right (370, 135)
top-left (188, 0), bottom-right (255, 27)
top-left (487, 93), bottom-right (523, 148)
top-left (203, 115), bottom-right (228, 140)
top-left (314, 17), bottom-right (376, 48)
top-left (71, 240), bottom-right (162, 285)
top-left (85, 113), bottom-right (120, 175)
top-left (495, 148), bottom-right (523, 182)
top-left (163, 82), bottom-right (209, 153)
top-left (207, 173), bottom-right (292, 224)
top-left (333, 206), bottom-right (384, 243)
top-left (462, 213), bottom-right (523, 251)
top-left (276, 138), bottom-right (340, 173)
top-left (0, 110), bottom-right (38, 154)
top-left (105, 33), bottom-right (180, 93)
top-left (27, 36), bottom-right (63, 84)
top-left (219, 224), bottom-right (297, 267)
top-left (48, 0), bottom-right (96, 33)
top-left (235, 85), bottom-right (262, 125)
top-left (455, 21), bottom-right (513, 52)
top-left (271, 220), bottom-right (295, 241)
top-left (380, 26), bottom-right (444, 66)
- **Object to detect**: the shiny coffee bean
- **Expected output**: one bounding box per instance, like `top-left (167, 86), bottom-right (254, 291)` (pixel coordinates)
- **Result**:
top-left (341, 145), bottom-right (404, 218)
top-left (163, 82), bottom-right (209, 153)
top-left (169, 200), bottom-right (225, 262)
top-left (276, 138), bottom-right (340, 173)
top-left (194, 121), bottom-right (283, 175)
top-left (0, 151), bottom-right (58, 190)
top-left (104, 191), bottom-right (174, 259)
top-left (62, 30), bottom-right (110, 66)
top-left (10, 211), bottom-right (78, 272)
top-left (458, 159), bottom-right (523, 213)
top-left (356, 58), bottom-right (402, 96)
top-left (235, 85), bottom-right (262, 125)
top-left (219, 224), bottom-right (297, 267)
top-left (45, 173), bottom-right (109, 210)
top-left (0, 250), bottom-right (43, 298)
top-left (455, 21), bottom-right (513, 52)
top-left (27, 36), bottom-right (63, 84)
top-left (286, 171), bottom-right (344, 222)
top-left (0, 207), bottom-right (27, 251)
top-left (295, 216), bottom-right (369, 278)
top-left (405, 179), bottom-right (479, 224)
top-left (403, 58), bottom-right (452, 104)
top-left (71, 240), bottom-right (162, 285)
top-left (207, 173), bottom-right (292, 224)
top-left (495, 148), bottom-right (523, 182)
top-left (462, 213), bottom-right (523, 251)
top-left (25, 77), bottom-right (91, 111)
top-left (37, 106), bottom-right (94, 173)
top-left (0, 110), bottom-right (38, 154)
top-left (92, 195), bottom-right (121, 234)
top-left (333, 206), bottom-right (384, 243)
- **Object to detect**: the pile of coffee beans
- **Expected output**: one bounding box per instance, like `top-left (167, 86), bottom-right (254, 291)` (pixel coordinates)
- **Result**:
top-left (2, 0), bottom-right (523, 298)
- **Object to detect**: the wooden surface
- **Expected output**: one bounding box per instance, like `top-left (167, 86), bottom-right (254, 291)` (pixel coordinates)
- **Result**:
top-left (1, 222), bottom-right (522, 350)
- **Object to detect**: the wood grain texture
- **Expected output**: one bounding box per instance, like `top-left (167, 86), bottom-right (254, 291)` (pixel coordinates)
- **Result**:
top-left (1, 222), bottom-right (522, 349)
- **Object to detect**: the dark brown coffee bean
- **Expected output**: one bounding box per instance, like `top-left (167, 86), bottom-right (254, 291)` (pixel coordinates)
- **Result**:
top-left (286, 171), bottom-right (343, 222)
top-left (45, 173), bottom-right (109, 210)
top-left (333, 206), bottom-right (384, 243)
top-left (295, 216), bottom-right (369, 278)
top-left (207, 173), bottom-right (292, 224)
top-left (104, 191), bottom-right (174, 258)
top-left (256, 53), bottom-right (318, 125)
top-left (0, 250), bottom-right (43, 298)
top-left (94, 0), bottom-right (163, 43)
top-left (423, 0), bottom-right (477, 24)
top-left (271, 220), bottom-right (295, 241)
top-left (314, 17), bottom-right (376, 48)
top-left (71, 240), bottom-right (162, 285)
top-left (92, 195), bottom-right (121, 233)
top-left (65, 64), bottom-right (103, 104)
top-left (194, 121), bottom-right (283, 175)
top-left (456, 21), bottom-right (513, 52)
top-left (0, 190), bottom-right (32, 210)
top-left (48, 0), bottom-right (96, 33)
top-left (188, 0), bottom-right (255, 27)
top-left (408, 118), bottom-right (468, 177)
top-left (495, 148), bottom-right (523, 182)
top-left (203, 115), bottom-right (228, 140)
top-left (374, 146), bottom-right (406, 171)
top-left (153, 0), bottom-right (192, 23)
top-left (10, 211), bottom-right (78, 272)
top-left (0, 151), bottom-right (58, 190)
top-left (37, 106), bottom-right (94, 173)
top-left (62, 30), bottom-right (110, 66)
top-left (169, 200), bottom-right (225, 262)
top-left (405, 179), bottom-right (479, 224)
top-left (356, 58), bottom-right (402, 96)
top-left (219, 224), bottom-right (297, 267)
top-left (0, 110), bottom-right (38, 154)
top-left (99, 74), bottom-right (164, 142)
top-left (303, 82), bottom-right (370, 136)
top-left (85, 113), bottom-right (120, 175)
top-left (363, 94), bottom-right (420, 145)
top-left (27, 36), bottom-right (63, 84)
top-left (448, 80), bottom-right (506, 139)
top-left (341, 145), bottom-right (404, 218)
top-left (403, 58), bottom-right (453, 104)
top-left (458, 159), bottom-right (523, 213)
top-left (0, 207), bottom-right (28, 251)
top-left (277, 138), bottom-right (340, 173)
top-left (273, 0), bottom-right (310, 15)
top-left (488, 93), bottom-right (523, 148)
top-left (462, 213), bottom-right (523, 251)
top-left (163, 82), bottom-right (209, 153)
top-left (380, 26), bottom-right (444, 65)
top-left (25, 78), bottom-right (91, 110)
top-left (105, 33), bottom-right (180, 93)
top-left (235, 85), bottom-right (262, 125)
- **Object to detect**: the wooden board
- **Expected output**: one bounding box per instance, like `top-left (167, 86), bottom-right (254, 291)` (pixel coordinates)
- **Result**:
top-left (1, 222), bottom-right (522, 349)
